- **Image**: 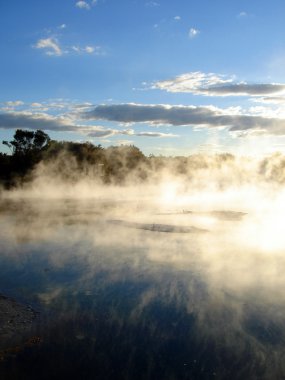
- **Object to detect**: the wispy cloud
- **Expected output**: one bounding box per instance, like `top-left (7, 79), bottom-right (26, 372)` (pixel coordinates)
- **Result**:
top-left (116, 140), bottom-right (134, 145)
top-left (34, 35), bottom-right (104, 57)
top-left (174, 16), bottom-right (181, 21)
top-left (87, 128), bottom-right (134, 138)
top-left (31, 102), bottom-right (44, 108)
top-left (136, 131), bottom-right (178, 138)
top-left (153, 72), bottom-right (285, 97)
top-left (87, 128), bottom-right (177, 138)
top-left (145, 1), bottom-right (160, 7)
top-left (4, 101), bottom-right (24, 107)
top-left (34, 37), bottom-right (62, 56)
top-left (0, 99), bottom-right (93, 114)
top-left (189, 28), bottom-right (200, 39)
top-left (252, 96), bottom-right (285, 105)
top-left (237, 11), bottom-right (247, 18)
top-left (72, 45), bottom-right (104, 55)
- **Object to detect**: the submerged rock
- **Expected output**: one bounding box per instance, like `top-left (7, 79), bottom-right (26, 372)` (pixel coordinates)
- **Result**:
top-left (108, 219), bottom-right (208, 233)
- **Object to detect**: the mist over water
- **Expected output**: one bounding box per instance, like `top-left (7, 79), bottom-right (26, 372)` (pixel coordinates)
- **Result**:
top-left (1, 153), bottom-right (285, 379)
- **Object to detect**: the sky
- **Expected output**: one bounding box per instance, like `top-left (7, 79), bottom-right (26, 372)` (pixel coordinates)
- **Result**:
top-left (1, 0), bottom-right (285, 156)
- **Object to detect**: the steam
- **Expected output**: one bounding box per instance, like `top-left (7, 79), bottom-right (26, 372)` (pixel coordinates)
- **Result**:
top-left (2, 151), bottom-right (285, 283)
top-left (1, 150), bottom-right (285, 377)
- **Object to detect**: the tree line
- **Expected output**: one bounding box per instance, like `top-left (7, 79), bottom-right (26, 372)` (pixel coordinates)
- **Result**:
top-left (2, 129), bottom-right (285, 189)
top-left (0, 129), bottom-right (149, 187)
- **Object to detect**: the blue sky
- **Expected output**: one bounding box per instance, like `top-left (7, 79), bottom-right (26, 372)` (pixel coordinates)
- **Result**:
top-left (1, 0), bottom-right (285, 156)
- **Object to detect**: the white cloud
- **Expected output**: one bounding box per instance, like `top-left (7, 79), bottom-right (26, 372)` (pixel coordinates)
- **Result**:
top-left (85, 46), bottom-right (95, 54)
top-left (34, 32), bottom-right (103, 57)
top-left (72, 46), bottom-right (80, 53)
top-left (252, 96), bottom-right (285, 105)
top-left (58, 24), bottom-right (67, 29)
top-left (174, 16), bottom-right (181, 21)
top-left (72, 45), bottom-right (103, 55)
top-left (76, 1), bottom-right (91, 10)
top-left (189, 28), bottom-right (200, 39)
top-left (154, 72), bottom-right (231, 93)
top-left (75, 0), bottom-right (97, 10)
top-left (5, 100), bottom-right (24, 107)
top-left (31, 103), bottom-right (44, 108)
top-left (153, 72), bottom-right (285, 97)
top-left (34, 37), bottom-right (62, 56)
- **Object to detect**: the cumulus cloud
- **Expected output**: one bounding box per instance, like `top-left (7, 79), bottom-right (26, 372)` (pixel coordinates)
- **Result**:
top-left (82, 103), bottom-right (285, 136)
top-left (153, 72), bottom-right (285, 97)
top-left (34, 37), bottom-right (62, 56)
top-left (189, 28), bottom-right (200, 39)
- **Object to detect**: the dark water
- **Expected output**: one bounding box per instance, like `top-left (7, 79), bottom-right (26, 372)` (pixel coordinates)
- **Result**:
top-left (0, 198), bottom-right (285, 380)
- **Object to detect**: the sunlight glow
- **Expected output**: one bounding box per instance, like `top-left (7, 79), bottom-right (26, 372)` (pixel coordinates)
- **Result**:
top-left (160, 181), bottom-right (181, 204)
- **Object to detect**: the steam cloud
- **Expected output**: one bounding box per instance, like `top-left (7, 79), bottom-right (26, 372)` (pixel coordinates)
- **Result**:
top-left (2, 149), bottom-right (285, 378)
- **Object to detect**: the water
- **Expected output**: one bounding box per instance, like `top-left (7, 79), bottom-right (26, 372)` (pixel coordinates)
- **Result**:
top-left (0, 198), bottom-right (285, 379)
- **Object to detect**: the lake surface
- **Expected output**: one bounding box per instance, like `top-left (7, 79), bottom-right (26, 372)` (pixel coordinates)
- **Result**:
top-left (1, 197), bottom-right (285, 379)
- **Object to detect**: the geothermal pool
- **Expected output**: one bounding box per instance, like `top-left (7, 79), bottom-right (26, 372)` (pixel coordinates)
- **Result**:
top-left (0, 194), bottom-right (285, 379)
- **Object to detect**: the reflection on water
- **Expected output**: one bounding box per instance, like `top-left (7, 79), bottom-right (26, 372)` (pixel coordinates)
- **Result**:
top-left (1, 198), bottom-right (285, 379)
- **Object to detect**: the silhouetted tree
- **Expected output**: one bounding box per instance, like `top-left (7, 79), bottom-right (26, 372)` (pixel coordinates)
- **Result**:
top-left (3, 129), bottom-right (50, 156)
top-left (1, 129), bottom-right (51, 186)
